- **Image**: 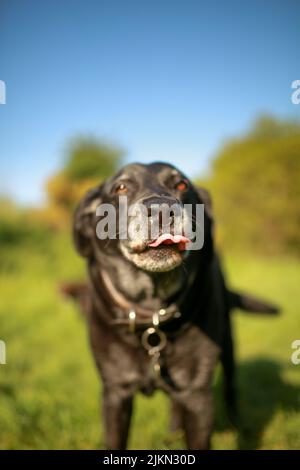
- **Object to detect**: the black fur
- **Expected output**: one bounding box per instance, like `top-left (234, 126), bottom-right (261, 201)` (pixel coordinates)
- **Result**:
top-left (72, 162), bottom-right (278, 449)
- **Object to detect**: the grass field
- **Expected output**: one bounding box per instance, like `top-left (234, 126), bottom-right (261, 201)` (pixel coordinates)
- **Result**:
top-left (0, 234), bottom-right (299, 449)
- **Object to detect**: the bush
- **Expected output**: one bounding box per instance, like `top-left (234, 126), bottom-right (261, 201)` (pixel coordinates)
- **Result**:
top-left (202, 115), bottom-right (300, 255)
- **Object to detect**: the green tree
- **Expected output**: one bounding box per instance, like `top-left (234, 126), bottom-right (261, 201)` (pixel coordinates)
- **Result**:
top-left (63, 137), bottom-right (124, 181)
top-left (43, 136), bottom-right (125, 228)
top-left (204, 115), bottom-right (300, 254)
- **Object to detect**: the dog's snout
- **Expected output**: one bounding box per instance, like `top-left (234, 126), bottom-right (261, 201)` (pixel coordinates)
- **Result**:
top-left (141, 196), bottom-right (181, 232)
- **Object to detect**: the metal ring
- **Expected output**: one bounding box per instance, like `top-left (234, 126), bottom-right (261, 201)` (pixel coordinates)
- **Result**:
top-left (141, 327), bottom-right (167, 355)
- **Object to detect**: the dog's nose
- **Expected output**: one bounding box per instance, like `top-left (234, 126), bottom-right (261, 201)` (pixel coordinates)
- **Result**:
top-left (142, 196), bottom-right (178, 228)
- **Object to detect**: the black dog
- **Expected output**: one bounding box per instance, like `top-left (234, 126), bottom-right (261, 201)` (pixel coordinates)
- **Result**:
top-left (72, 162), bottom-right (278, 450)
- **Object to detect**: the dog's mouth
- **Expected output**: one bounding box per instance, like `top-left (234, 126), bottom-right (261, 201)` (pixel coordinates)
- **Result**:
top-left (120, 234), bottom-right (191, 273)
top-left (148, 234), bottom-right (190, 251)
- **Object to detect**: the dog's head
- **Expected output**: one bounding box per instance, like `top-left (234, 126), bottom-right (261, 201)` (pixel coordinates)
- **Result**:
top-left (73, 162), bottom-right (213, 273)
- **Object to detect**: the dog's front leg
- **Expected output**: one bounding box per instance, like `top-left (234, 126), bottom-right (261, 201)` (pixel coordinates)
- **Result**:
top-left (102, 385), bottom-right (134, 450)
top-left (181, 389), bottom-right (214, 450)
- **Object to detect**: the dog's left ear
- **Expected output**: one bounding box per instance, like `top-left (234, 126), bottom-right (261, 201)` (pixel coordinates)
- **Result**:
top-left (195, 186), bottom-right (215, 248)
top-left (196, 187), bottom-right (214, 221)
top-left (73, 186), bottom-right (102, 258)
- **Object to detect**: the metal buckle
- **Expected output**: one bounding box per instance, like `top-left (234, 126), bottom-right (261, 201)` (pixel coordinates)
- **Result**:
top-left (152, 312), bottom-right (160, 327)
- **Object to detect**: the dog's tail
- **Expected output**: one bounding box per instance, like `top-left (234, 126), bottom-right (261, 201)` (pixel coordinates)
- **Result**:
top-left (59, 282), bottom-right (91, 315)
top-left (228, 290), bottom-right (280, 314)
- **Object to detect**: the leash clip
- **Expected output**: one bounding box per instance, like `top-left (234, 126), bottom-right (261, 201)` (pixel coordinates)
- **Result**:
top-left (140, 313), bottom-right (169, 382)
top-left (150, 352), bottom-right (161, 379)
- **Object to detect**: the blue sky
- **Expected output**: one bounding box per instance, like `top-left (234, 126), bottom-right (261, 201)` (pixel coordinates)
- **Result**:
top-left (1, 0), bottom-right (299, 205)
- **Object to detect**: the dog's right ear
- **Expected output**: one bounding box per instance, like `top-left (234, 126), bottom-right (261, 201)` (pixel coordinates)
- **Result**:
top-left (73, 186), bottom-right (102, 258)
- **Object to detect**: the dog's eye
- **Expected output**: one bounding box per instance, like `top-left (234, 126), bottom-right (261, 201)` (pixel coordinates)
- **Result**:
top-left (175, 179), bottom-right (188, 192)
top-left (115, 183), bottom-right (128, 195)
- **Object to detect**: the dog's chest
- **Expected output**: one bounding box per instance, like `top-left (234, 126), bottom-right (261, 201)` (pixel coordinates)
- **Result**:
top-left (98, 324), bottom-right (220, 397)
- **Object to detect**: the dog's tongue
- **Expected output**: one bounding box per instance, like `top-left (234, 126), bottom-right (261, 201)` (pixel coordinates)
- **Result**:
top-left (148, 234), bottom-right (190, 251)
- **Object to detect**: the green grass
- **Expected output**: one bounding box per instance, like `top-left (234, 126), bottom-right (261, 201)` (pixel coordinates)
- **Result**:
top-left (0, 235), bottom-right (299, 449)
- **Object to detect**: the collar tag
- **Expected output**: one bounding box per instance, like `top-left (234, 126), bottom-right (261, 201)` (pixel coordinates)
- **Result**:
top-left (128, 310), bottom-right (136, 333)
